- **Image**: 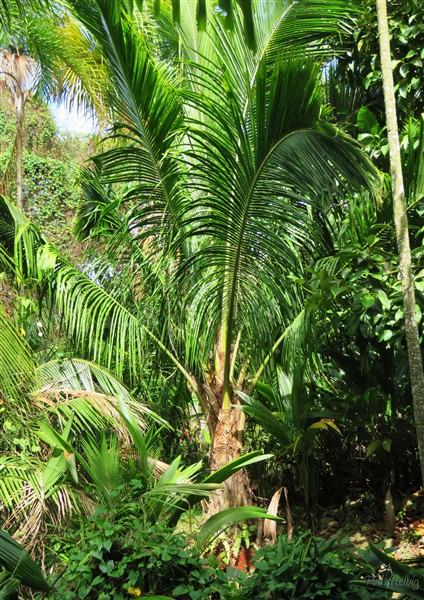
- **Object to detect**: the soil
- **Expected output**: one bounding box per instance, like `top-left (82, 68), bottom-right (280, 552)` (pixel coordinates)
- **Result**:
top-left (319, 488), bottom-right (424, 561)
top-left (211, 488), bottom-right (424, 573)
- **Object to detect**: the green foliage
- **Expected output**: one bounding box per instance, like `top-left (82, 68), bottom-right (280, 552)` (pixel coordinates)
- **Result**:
top-left (0, 93), bottom-right (59, 159)
top-left (0, 529), bottom-right (49, 596)
top-left (0, 92), bottom-right (87, 254)
top-left (25, 99), bottom-right (60, 155)
top-left (356, 107), bottom-right (389, 161)
top-left (0, 305), bottom-right (275, 549)
top-left (23, 152), bottom-right (81, 232)
top-left (50, 501), bottom-right (386, 600)
top-left (196, 507), bottom-right (282, 553)
top-left (0, 103), bottom-right (15, 151)
top-left (203, 522), bottom-right (258, 568)
top-left (353, 543), bottom-right (424, 597)
top-left (309, 227), bottom-right (410, 358)
top-left (0, 302), bottom-right (168, 544)
top-left (239, 364), bottom-right (342, 507)
top-left (301, 193), bottom-right (424, 500)
top-left (334, 0), bottom-right (423, 124)
top-left (45, 503), bottom-right (229, 600)
top-left (229, 533), bottom-right (387, 599)
top-left (0, 9), bottom-right (424, 600)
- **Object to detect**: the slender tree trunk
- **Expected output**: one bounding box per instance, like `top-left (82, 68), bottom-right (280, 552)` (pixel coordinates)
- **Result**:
top-left (376, 0), bottom-right (424, 485)
top-left (15, 91), bottom-right (25, 211)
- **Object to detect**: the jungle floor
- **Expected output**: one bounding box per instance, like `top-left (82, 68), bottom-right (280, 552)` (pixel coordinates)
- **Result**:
top-left (204, 488), bottom-right (424, 572)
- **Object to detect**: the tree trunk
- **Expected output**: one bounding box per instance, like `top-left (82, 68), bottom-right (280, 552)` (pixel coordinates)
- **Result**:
top-left (376, 0), bottom-right (424, 485)
top-left (207, 404), bottom-right (253, 515)
top-left (200, 337), bottom-right (253, 514)
top-left (15, 91), bottom-right (25, 212)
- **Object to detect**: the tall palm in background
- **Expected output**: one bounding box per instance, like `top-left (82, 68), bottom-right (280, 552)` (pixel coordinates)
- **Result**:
top-left (0, 1), bottom-right (110, 210)
top-left (0, 46), bottom-right (37, 209)
top-left (0, 0), bottom-right (380, 511)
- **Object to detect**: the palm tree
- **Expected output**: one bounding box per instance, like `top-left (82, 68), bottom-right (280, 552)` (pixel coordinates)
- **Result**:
top-left (0, 47), bottom-right (37, 209)
top-left (0, 275), bottom-right (278, 552)
top-left (0, 2), bottom-right (110, 210)
top-left (376, 0), bottom-right (424, 485)
top-left (0, 0), bottom-right (380, 511)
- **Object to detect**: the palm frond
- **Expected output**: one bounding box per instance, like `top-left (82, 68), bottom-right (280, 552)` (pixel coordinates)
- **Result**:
top-left (179, 0), bottom-right (360, 112)
top-left (0, 195), bottom-right (44, 285)
top-left (0, 197), bottom-right (201, 400)
top-left (0, 449), bottom-right (89, 547)
top-left (142, 456), bottom-right (216, 519)
top-left (74, 166), bottom-right (123, 241)
top-left (79, 434), bottom-right (123, 507)
top-left (0, 457), bottom-right (42, 510)
top-left (255, 0), bottom-right (359, 61)
top-left (0, 529), bottom-right (49, 593)
top-left (55, 16), bottom-right (110, 125)
top-left (177, 53), bottom-right (379, 400)
top-left (0, 306), bottom-right (36, 405)
top-left (36, 358), bottom-right (169, 431)
top-left (68, 0), bottom-right (187, 255)
top-left (0, 570), bottom-right (19, 599)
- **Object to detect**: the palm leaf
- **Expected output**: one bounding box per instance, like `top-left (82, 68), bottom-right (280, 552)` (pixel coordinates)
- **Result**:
top-left (0, 457), bottom-right (42, 510)
top-left (0, 530), bottom-right (49, 593)
top-left (74, 166), bottom-right (123, 241)
top-left (0, 195), bottom-right (44, 285)
top-left (177, 53), bottom-right (379, 403)
top-left (55, 15), bottom-right (111, 123)
top-left (196, 506), bottom-right (283, 551)
top-left (0, 0), bottom-right (48, 28)
top-left (0, 571), bottom-right (19, 600)
top-left (0, 307), bottom-right (36, 404)
top-left (0, 449), bottom-right (87, 546)
top-left (179, 0), bottom-right (360, 113)
top-left (67, 0), bottom-right (186, 257)
top-left (36, 358), bottom-right (169, 432)
top-left (255, 0), bottom-right (359, 60)
top-left (79, 434), bottom-right (123, 506)
top-left (167, 450), bottom-right (272, 525)
top-left (237, 392), bottom-right (292, 447)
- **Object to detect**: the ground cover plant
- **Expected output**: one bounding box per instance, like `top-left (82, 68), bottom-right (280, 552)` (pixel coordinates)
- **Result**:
top-left (42, 503), bottom-right (231, 599)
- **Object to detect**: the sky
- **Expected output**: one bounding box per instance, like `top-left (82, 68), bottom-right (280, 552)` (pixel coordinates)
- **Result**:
top-left (51, 101), bottom-right (97, 135)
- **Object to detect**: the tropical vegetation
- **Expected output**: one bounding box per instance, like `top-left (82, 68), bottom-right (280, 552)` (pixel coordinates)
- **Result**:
top-left (0, 0), bottom-right (423, 598)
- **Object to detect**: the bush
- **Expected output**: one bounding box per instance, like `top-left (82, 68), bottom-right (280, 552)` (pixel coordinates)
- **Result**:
top-left (46, 504), bottom-right (228, 600)
top-left (42, 506), bottom-right (391, 600)
top-left (228, 532), bottom-right (388, 599)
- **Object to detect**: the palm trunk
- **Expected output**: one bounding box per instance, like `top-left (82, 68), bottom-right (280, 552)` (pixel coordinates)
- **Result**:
top-left (207, 404), bottom-right (253, 514)
top-left (204, 338), bottom-right (253, 514)
top-left (376, 0), bottom-right (424, 485)
top-left (15, 91), bottom-right (25, 211)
